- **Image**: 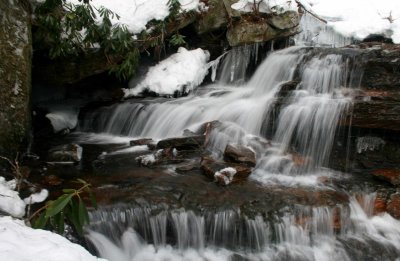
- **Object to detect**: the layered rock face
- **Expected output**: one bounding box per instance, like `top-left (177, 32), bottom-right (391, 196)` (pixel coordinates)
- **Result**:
top-left (0, 0), bottom-right (32, 158)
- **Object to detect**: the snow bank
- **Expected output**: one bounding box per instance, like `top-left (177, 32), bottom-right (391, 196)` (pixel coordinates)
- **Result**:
top-left (124, 48), bottom-right (210, 97)
top-left (0, 217), bottom-right (106, 261)
top-left (0, 177), bottom-right (49, 218)
top-left (68, 0), bottom-right (200, 34)
top-left (303, 0), bottom-right (400, 43)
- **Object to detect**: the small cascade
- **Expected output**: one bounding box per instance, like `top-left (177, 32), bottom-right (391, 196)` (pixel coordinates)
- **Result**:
top-left (86, 194), bottom-right (400, 261)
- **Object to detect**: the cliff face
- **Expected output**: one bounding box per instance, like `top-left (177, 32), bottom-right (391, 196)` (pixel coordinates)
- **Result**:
top-left (0, 0), bottom-right (32, 158)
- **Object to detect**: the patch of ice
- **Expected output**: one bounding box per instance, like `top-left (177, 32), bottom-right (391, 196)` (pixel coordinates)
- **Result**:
top-left (124, 48), bottom-right (210, 97)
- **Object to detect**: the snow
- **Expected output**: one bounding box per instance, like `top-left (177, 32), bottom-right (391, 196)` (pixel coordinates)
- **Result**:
top-left (124, 48), bottom-right (210, 97)
top-left (0, 177), bottom-right (49, 218)
top-left (214, 167), bottom-right (237, 185)
top-left (46, 109), bottom-right (79, 133)
top-left (231, 0), bottom-right (298, 14)
top-left (231, 0), bottom-right (400, 43)
top-left (23, 189), bottom-right (49, 205)
top-left (0, 177), bottom-right (26, 218)
top-left (302, 0), bottom-right (400, 43)
top-left (0, 216), bottom-right (106, 261)
top-left (68, 0), bottom-right (201, 34)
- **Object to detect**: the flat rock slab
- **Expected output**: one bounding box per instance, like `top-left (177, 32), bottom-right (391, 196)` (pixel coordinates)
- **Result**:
top-left (156, 135), bottom-right (205, 150)
top-left (224, 144), bottom-right (256, 167)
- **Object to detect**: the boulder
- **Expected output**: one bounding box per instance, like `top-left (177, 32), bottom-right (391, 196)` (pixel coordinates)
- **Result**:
top-left (156, 135), bottom-right (205, 150)
top-left (47, 144), bottom-right (83, 163)
top-left (267, 11), bottom-right (300, 30)
top-left (224, 144), bottom-right (256, 167)
top-left (196, 0), bottom-right (229, 34)
top-left (201, 156), bottom-right (252, 185)
top-left (387, 193), bottom-right (400, 219)
top-left (372, 169), bottom-right (400, 186)
top-left (0, 0), bottom-right (32, 159)
top-left (130, 138), bottom-right (156, 149)
top-left (226, 19), bottom-right (298, 47)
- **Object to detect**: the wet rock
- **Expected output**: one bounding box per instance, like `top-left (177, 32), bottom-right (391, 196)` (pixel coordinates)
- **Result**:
top-left (47, 144), bottom-right (83, 162)
top-left (224, 144), bottom-right (256, 167)
top-left (43, 175), bottom-right (63, 186)
top-left (372, 169), bottom-right (400, 186)
top-left (136, 148), bottom-right (180, 166)
top-left (156, 136), bottom-right (205, 150)
top-left (387, 193), bottom-right (400, 219)
top-left (373, 189), bottom-right (389, 215)
top-left (130, 138), bottom-right (156, 149)
top-left (362, 34), bottom-right (393, 44)
top-left (201, 156), bottom-right (252, 185)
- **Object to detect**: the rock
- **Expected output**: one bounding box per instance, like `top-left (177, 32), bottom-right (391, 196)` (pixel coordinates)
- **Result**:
top-left (43, 175), bottom-right (63, 186)
top-left (0, 0), bottom-right (32, 159)
top-left (226, 19), bottom-right (298, 47)
top-left (47, 144), bottom-right (83, 162)
top-left (224, 144), bottom-right (256, 167)
top-left (201, 156), bottom-right (252, 185)
top-left (130, 138), bottom-right (154, 146)
top-left (387, 193), bottom-right (400, 219)
top-left (362, 34), bottom-right (393, 44)
top-left (136, 148), bottom-right (179, 166)
top-left (196, 0), bottom-right (229, 34)
top-left (156, 136), bottom-right (205, 150)
top-left (372, 169), bottom-right (400, 186)
top-left (267, 11), bottom-right (300, 30)
top-left (373, 190), bottom-right (389, 215)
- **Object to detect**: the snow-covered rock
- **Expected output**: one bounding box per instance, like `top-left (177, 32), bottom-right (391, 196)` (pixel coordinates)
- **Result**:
top-left (124, 48), bottom-right (210, 97)
top-left (0, 177), bottom-right (49, 218)
top-left (302, 0), bottom-right (400, 43)
top-left (0, 216), bottom-right (106, 261)
top-left (231, 0), bottom-right (298, 14)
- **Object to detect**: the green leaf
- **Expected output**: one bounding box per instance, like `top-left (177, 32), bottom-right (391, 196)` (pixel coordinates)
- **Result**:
top-left (45, 194), bottom-right (73, 218)
top-left (68, 201), bottom-right (84, 235)
top-left (88, 190), bottom-right (97, 209)
top-left (62, 189), bottom-right (76, 193)
top-left (33, 212), bottom-right (48, 229)
top-left (56, 211), bottom-right (65, 234)
top-left (78, 199), bottom-right (90, 225)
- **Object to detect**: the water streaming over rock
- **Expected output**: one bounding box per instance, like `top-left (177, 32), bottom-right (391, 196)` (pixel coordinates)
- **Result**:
top-left (86, 195), bottom-right (400, 261)
top-left (75, 25), bottom-right (400, 260)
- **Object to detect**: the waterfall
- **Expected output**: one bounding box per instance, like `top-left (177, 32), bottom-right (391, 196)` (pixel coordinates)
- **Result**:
top-left (72, 23), bottom-right (400, 260)
top-left (86, 195), bottom-right (400, 261)
top-left (79, 46), bottom-right (362, 177)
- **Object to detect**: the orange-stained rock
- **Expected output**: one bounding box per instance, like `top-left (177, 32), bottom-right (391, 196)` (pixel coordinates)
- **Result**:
top-left (372, 169), bottom-right (400, 186)
top-left (387, 193), bottom-right (400, 219)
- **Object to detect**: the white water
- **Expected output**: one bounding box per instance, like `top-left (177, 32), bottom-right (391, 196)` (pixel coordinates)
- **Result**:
top-left (80, 46), bottom-right (361, 186)
top-left (86, 195), bottom-right (400, 261)
top-left (75, 19), bottom-right (400, 260)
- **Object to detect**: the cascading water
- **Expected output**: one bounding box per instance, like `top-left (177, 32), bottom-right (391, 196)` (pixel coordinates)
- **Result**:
top-left (74, 28), bottom-right (400, 260)
top-left (86, 195), bottom-right (400, 261)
